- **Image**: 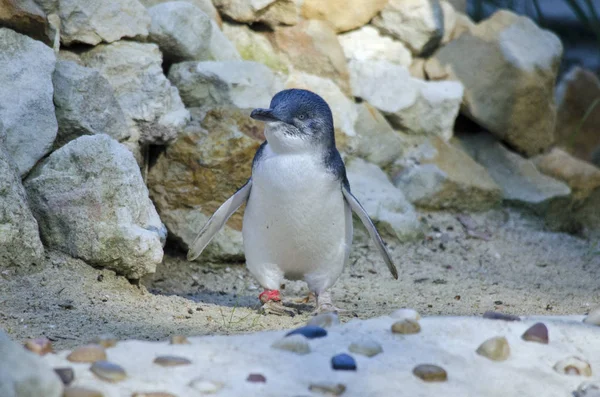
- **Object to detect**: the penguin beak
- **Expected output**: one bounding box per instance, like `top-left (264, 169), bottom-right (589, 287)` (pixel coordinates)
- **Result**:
top-left (250, 108), bottom-right (280, 122)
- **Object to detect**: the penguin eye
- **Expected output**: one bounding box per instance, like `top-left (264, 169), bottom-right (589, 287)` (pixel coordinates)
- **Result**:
top-left (298, 114), bottom-right (307, 120)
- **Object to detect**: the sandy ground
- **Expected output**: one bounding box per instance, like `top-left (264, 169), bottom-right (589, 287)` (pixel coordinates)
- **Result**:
top-left (1, 208), bottom-right (599, 350)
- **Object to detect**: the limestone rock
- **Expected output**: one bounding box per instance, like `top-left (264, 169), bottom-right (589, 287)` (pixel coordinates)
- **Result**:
top-left (393, 136), bottom-right (502, 211)
top-left (372, 0), bottom-right (444, 56)
top-left (148, 2), bottom-right (212, 63)
top-left (139, 0), bottom-right (221, 25)
top-left (301, 0), bottom-right (388, 33)
top-left (24, 135), bottom-right (167, 279)
top-left (346, 157), bottom-right (422, 241)
top-left (338, 25), bottom-right (412, 67)
top-left (440, 1), bottom-right (457, 44)
top-left (169, 60), bottom-right (280, 110)
top-left (0, 28), bottom-right (57, 176)
top-left (148, 107), bottom-right (263, 261)
top-left (0, 331), bottom-right (63, 397)
top-left (207, 20), bottom-right (242, 61)
top-left (449, 12), bottom-right (475, 41)
top-left (52, 60), bottom-right (130, 149)
top-left (425, 10), bottom-right (563, 156)
top-left (81, 41), bottom-right (190, 146)
top-left (213, 0), bottom-right (298, 27)
top-left (0, 0), bottom-right (50, 42)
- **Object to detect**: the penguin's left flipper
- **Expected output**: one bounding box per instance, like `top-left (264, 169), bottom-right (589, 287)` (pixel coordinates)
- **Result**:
top-left (342, 186), bottom-right (398, 280)
top-left (187, 179), bottom-right (252, 261)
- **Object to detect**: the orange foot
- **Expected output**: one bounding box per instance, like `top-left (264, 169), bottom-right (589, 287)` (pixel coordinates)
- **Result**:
top-left (259, 289), bottom-right (281, 304)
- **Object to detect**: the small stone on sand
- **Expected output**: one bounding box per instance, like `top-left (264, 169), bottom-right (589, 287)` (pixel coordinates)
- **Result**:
top-left (54, 367), bottom-right (75, 385)
top-left (521, 323), bottom-right (549, 344)
top-left (391, 319), bottom-right (421, 334)
top-left (271, 334), bottom-right (310, 355)
top-left (63, 386), bottom-right (104, 397)
top-left (24, 337), bottom-right (53, 355)
top-left (91, 335), bottom-right (118, 348)
top-left (90, 360), bottom-right (127, 382)
top-left (413, 364), bottom-right (448, 382)
top-left (483, 311), bottom-right (520, 321)
top-left (307, 312), bottom-right (340, 328)
top-left (331, 353), bottom-right (357, 371)
top-left (247, 373), bottom-right (266, 383)
top-left (389, 308), bottom-right (421, 321)
top-left (131, 393), bottom-right (177, 397)
top-left (67, 344), bottom-right (107, 363)
top-left (286, 325), bottom-right (327, 339)
top-left (188, 378), bottom-right (224, 394)
top-left (153, 355), bottom-right (192, 366)
top-left (348, 339), bottom-right (383, 357)
top-left (309, 382), bottom-right (346, 395)
top-left (476, 336), bottom-right (510, 361)
top-left (554, 357), bottom-right (592, 377)
top-left (169, 335), bottom-right (190, 345)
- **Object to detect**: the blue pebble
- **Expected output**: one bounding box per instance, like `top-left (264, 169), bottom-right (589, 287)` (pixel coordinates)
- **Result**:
top-left (285, 325), bottom-right (327, 339)
top-left (331, 353), bottom-right (357, 371)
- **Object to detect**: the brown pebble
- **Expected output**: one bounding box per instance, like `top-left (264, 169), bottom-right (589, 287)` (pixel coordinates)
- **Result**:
top-left (67, 344), bottom-right (107, 363)
top-left (24, 337), bottom-right (54, 356)
top-left (309, 382), bottom-right (346, 395)
top-left (413, 364), bottom-right (448, 382)
top-left (391, 319), bottom-right (421, 334)
top-left (63, 386), bottom-right (104, 397)
top-left (91, 335), bottom-right (118, 348)
top-left (476, 336), bottom-right (510, 361)
top-left (91, 360), bottom-right (127, 383)
top-left (554, 357), bottom-right (592, 377)
top-left (54, 367), bottom-right (75, 385)
top-left (521, 323), bottom-right (549, 344)
top-left (169, 335), bottom-right (190, 345)
top-left (483, 311), bottom-right (521, 321)
top-left (153, 355), bottom-right (192, 367)
top-left (132, 393), bottom-right (177, 397)
top-left (247, 373), bottom-right (266, 383)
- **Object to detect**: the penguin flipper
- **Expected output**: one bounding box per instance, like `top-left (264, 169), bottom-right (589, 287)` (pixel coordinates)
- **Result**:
top-left (187, 179), bottom-right (252, 261)
top-left (342, 186), bottom-right (398, 280)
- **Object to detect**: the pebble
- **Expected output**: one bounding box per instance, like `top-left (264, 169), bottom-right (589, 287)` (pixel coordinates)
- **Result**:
top-left (286, 325), bottom-right (327, 339)
top-left (476, 336), bottom-right (510, 361)
top-left (24, 337), bottom-right (54, 355)
top-left (188, 378), bottom-right (224, 394)
top-left (153, 355), bottom-right (192, 367)
top-left (307, 312), bottom-right (340, 328)
top-left (583, 307), bottom-right (600, 326)
top-left (54, 367), bottom-right (75, 385)
top-left (132, 393), bottom-right (177, 397)
top-left (63, 386), bottom-right (104, 397)
top-left (169, 335), bottom-right (190, 345)
top-left (391, 319), bottom-right (421, 334)
top-left (483, 311), bottom-right (521, 321)
top-left (90, 360), bottom-right (127, 382)
top-left (413, 364), bottom-right (448, 382)
top-left (247, 373), bottom-right (267, 383)
top-left (67, 344), bottom-right (107, 363)
top-left (348, 339), bottom-right (383, 358)
top-left (553, 357), bottom-right (592, 377)
top-left (308, 382), bottom-right (346, 396)
top-left (271, 334), bottom-right (310, 355)
top-left (389, 308), bottom-right (421, 321)
top-left (521, 322), bottom-right (549, 344)
top-left (331, 353), bottom-right (357, 371)
top-left (91, 334), bottom-right (118, 348)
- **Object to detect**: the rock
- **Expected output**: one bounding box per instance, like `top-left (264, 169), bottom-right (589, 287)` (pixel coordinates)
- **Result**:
top-left (207, 20), bottom-right (242, 61)
top-left (409, 58), bottom-right (427, 80)
top-left (390, 308), bottom-right (421, 321)
top-left (271, 334), bottom-right (310, 355)
top-left (554, 67), bottom-right (600, 164)
top-left (169, 335), bottom-right (190, 345)
top-left (213, 0), bottom-right (298, 26)
top-left (393, 136), bottom-right (502, 212)
top-left (425, 10), bottom-right (563, 156)
top-left (46, 0), bottom-right (150, 46)
top-left (349, 60), bottom-right (463, 140)
top-left (153, 355), bottom-right (192, 366)
top-left (148, 2), bottom-right (212, 63)
top-left (331, 353), bottom-right (357, 371)
top-left (24, 338), bottom-right (54, 356)
top-left (0, 331), bottom-right (63, 397)
top-left (66, 345), bottom-right (107, 363)
top-left (0, 0), bottom-right (50, 43)
top-left (132, 393), bottom-right (176, 397)
top-left (90, 335), bottom-right (118, 349)
top-left (449, 12), bottom-right (475, 41)
top-left (307, 312), bottom-right (340, 328)
top-left (52, 60), bottom-right (130, 149)
top-left (81, 41), bottom-right (190, 146)
top-left (440, 1), bottom-right (457, 44)
top-left (348, 339), bottom-right (383, 357)
top-left (139, 0), bottom-right (221, 25)
top-left (584, 307), bottom-right (600, 326)
top-left (309, 383), bottom-right (346, 396)
top-left (286, 325), bottom-right (327, 339)
top-left (391, 319), bottom-right (421, 334)
top-left (0, 28), bottom-right (57, 176)
top-left (372, 0), bottom-right (444, 56)
top-left (338, 25), bottom-right (412, 67)
top-left (147, 107), bottom-right (262, 261)
top-left (90, 361), bottom-right (127, 383)
top-left (272, 20), bottom-right (350, 95)
top-left (246, 373), bottom-right (266, 383)
top-left (521, 323), bottom-right (549, 344)
top-left (413, 364), bottom-right (448, 382)
top-left (24, 135), bottom-right (167, 279)
top-left (169, 60), bottom-right (279, 109)
top-left (554, 357), bottom-right (592, 377)
top-left (63, 387), bottom-right (103, 397)
top-left (301, 0), bottom-right (388, 33)
top-left (188, 378), bottom-right (224, 394)
top-left (483, 311), bottom-right (520, 322)
top-left (53, 368), bottom-right (74, 386)
top-left (476, 336), bottom-right (510, 361)
top-left (346, 157), bottom-right (422, 241)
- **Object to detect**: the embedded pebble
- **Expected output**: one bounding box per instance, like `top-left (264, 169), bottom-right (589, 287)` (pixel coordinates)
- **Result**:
top-left (413, 364), bottom-right (448, 382)
top-left (583, 307), bottom-right (600, 326)
top-left (188, 378), bottom-right (224, 394)
top-left (54, 367), bottom-right (75, 385)
top-left (389, 308), bottom-right (421, 321)
top-left (553, 357), bottom-right (592, 377)
top-left (24, 337), bottom-right (53, 355)
top-left (90, 360), bottom-right (127, 382)
top-left (521, 323), bottom-right (549, 344)
top-left (247, 373), bottom-right (266, 383)
top-left (169, 335), bottom-right (190, 345)
top-left (348, 339), bottom-right (383, 358)
top-left (131, 393), bottom-right (177, 397)
top-left (67, 344), bottom-right (107, 363)
top-left (271, 334), bottom-right (310, 355)
top-left (91, 335), bottom-right (118, 348)
top-left (483, 311), bottom-right (521, 321)
top-left (391, 319), bottom-right (421, 334)
top-left (286, 325), bottom-right (327, 339)
top-left (331, 353), bottom-right (357, 371)
top-left (308, 382), bottom-right (346, 396)
top-left (153, 355), bottom-right (192, 367)
top-left (476, 336), bottom-right (510, 361)
top-left (63, 386), bottom-right (104, 397)
top-left (307, 312), bottom-right (340, 328)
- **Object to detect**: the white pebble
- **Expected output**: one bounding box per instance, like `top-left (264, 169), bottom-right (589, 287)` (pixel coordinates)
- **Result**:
top-left (389, 308), bottom-right (421, 321)
top-left (271, 334), bottom-right (310, 355)
top-left (348, 339), bottom-right (383, 357)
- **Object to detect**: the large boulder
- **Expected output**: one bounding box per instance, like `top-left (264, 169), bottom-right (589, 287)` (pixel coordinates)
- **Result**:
top-left (24, 134), bottom-right (167, 280)
top-left (338, 25), bottom-right (413, 67)
top-left (425, 10), bottom-right (563, 157)
top-left (207, 20), bottom-right (242, 61)
top-left (301, 0), bottom-right (388, 33)
top-left (139, 0), bottom-right (221, 25)
top-left (148, 107), bottom-right (263, 261)
top-left (372, 0), bottom-right (444, 56)
top-left (52, 60), bottom-right (130, 149)
top-left (212, 0), bottom-right (298, 27)
top-left (81, 41), bottom-right (190, 146)
top-left (0, 0), bottom-right (50, 43)
top-left (148, 2), bottom-right (212, 63)
top-left (0, 28), bottom-right (57, 177)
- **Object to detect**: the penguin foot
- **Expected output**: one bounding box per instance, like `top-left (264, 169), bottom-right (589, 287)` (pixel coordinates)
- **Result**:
top-left (259, 289), bottom-right (281, 304)
top-left (315, 292), bottom-right (346, 314)
top-left (260, 300), bottom-right (295, 317)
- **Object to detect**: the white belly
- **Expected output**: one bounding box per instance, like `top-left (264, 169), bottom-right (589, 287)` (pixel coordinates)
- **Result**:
top-left (242, 149), bottom-right (351, 293)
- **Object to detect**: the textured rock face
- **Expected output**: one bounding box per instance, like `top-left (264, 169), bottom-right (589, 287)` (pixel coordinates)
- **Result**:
top-left (301, 0), bottom-right (388, 33)
top-left (24, 135), bottom-right (167, 279)
top-left (426, 10), bottom-right (563, 157)
top-left (0, 28), bottom-right (57, 177)
top-left (81, 41), bottom-right (190, 146)
top-left (212, 0), bottom-right (298, 27)
top-left (139, 0), bottom-right (221, 25)
top-left (207, 20), bottom-right (242, 61)
top-left (52, 60), bottom-right (130, 149)
top-left (338, 25), bottom-right (413, 67)
top-left (0, 0), bottom-right (50, 42)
